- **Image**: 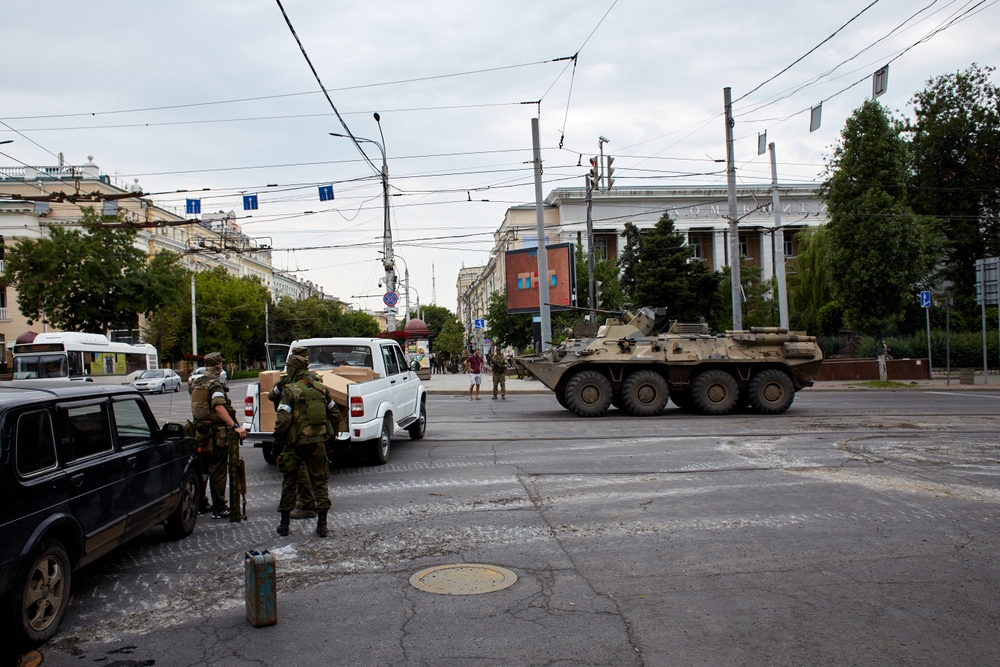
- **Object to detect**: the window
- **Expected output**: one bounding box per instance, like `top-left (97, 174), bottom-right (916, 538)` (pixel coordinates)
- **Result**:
top-left (61, 403), bottom-right (113, 461)
top-left (68, 351), bottom-right (84, 377)
top-left (381, 346), bottom-right (400, 375)
top-left (393, 346), bottom-right (409, 373)
top-left (13, 354), bottom-right (68, 379)
top-left (689, 235), bottom-right (703, 259)
top-left (306, 345), bottom-right (373, 369)
top-left (593, 237), bottom-right (608, 260)
top-left (112, 399), bottom-right (153, 448)
top-left (783, 231), bottom-right (795, 258)
top-left (139, 370), bottom-right (165, 379)
top-left (16, 410), bottom-right (57, 476)
top-left (739, 235), bottom-right (749, 257)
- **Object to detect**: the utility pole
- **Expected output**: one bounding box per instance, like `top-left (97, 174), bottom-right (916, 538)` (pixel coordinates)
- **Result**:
top-left (724, 87), bottom-right (742, 331)
top-left (585, 174), bottom-right (596, 318)
top-left (768, 142), bottom-right (789, 329)
top-left (265, 298), bottom-right (270, 345)
top-left (432, 261), bottom-right (437, 305)
top-left (531, 117), bottom-right (551, 351)
top-left (374, 113), bottom-right (396, 333)
top-left (405, 267), bottom-right (411, 324)
top-left (191, 273), bottom-right (198, 357)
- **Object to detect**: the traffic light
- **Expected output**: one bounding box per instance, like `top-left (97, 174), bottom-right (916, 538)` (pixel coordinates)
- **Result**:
top-left (595, 280), bottom-right (604, 309)
top-left (605, 155), bottom-right (615, 189)
top-left (588, 156), bottom-right (599, 191)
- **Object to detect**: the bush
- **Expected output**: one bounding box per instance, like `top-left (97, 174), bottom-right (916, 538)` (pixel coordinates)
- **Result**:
top-left (229, 369), bottom-right (263, 380)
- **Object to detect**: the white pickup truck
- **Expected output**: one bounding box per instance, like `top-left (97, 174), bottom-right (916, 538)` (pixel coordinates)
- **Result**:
top-left (243, 337), bottom-right (427, 465)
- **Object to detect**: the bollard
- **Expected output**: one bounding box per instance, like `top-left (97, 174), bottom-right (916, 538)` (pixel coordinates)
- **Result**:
top-left (245, 550), bottom-right (277, 627)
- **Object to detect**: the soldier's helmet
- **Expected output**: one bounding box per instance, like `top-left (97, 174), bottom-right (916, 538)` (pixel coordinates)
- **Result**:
top-left (204, 352), bottom-right (223, 367)
top-left (291, 345), bottom-right (309, 357)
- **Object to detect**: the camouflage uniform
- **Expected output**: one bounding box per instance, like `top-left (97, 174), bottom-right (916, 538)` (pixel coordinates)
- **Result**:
top-left (190, 352), bottom-right (235, 518)
top-left (269, 346), bottom-right (319, 519)
top-left (489, 351), bottom-right (507, 399)
top-left (274, 353), bottom-right (340, 537)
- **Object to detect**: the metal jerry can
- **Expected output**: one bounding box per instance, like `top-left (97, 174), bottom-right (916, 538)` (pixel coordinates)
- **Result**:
top-left (245, 550), bottom-right (277, 627)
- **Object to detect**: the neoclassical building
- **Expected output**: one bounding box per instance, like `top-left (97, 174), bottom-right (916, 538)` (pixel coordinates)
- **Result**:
top-left (457, 184), bottom-right (828, 335)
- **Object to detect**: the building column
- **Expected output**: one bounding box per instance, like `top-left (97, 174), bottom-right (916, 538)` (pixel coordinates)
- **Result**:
top-left (759, 229), bottom-right (774, 281)
top-left (712, 228), bottom-right (726, 271)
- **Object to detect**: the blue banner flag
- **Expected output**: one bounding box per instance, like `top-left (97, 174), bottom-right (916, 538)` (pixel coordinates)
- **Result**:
top-left (318, 185), bottom-right (334, 202)
top-left (185, 199), bottom-right (201, 215)
top-left (243, 194), bottom-right (258, 211)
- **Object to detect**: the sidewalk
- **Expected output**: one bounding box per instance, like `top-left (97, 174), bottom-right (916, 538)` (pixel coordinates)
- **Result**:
top-left (419, 371), bottom-right (1000, 395)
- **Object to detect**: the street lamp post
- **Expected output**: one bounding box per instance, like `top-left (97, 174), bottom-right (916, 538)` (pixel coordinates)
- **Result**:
top-left (331, 113), bottom-right (396, 330)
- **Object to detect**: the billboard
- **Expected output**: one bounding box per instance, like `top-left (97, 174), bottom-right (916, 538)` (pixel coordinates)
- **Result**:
top-left (505, 242), bottom-right (575, 314)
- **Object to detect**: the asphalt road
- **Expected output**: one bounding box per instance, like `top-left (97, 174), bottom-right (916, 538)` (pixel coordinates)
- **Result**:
top-left (34, 387), bottom-right (1000, 667)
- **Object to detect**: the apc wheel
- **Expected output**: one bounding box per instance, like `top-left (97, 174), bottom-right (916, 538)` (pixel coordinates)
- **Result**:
top-left (670, 389), bottom-right (694, 412)
top-left (6, 539), bottom-right (71, 648)
top-left (555, 389), bottom-right (568, 410)
top-left (164, 469), bottom-right (199, 539)
top-left (621, 370), bottom-right (669, 416)
top-left (691, 369), bottom-right (739, 415)
top-left (564, 370), bottom-right (612, 418)
top-left (408, 400), bottom-right (426, 440)
top-left (261, 442), bottom-right (278, 465)
top-left (370, 416), bottom-right (391, 465)
top-left (749, 369), bottom-right (795, 414)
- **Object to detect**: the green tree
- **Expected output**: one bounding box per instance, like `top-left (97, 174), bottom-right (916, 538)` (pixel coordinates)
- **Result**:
top-left (709, 261), bottom-right (778, 332)
top-left (618, 222), bottom-right (642, 299)
top-left (432, 319), bottom-right (466, 357)
top-left (575, 234), bottom-right (623, 314)
top-left (270, 296), bottom-right (344, 342)
top-left (633, 212), bottom-right (719, 321)
top-left (342, 309), bottom-right (381, 337)
top-left (3, 209), bottom-right (183, 333)
top-left (404, 304), bottom-right (459, 337)
top-left (907, 64), bottom-right (1000, 328)
top-left (824, 99), bottom-right (938, 336)
top-left (787, 225), bottom-right (833, 334)
top-left (191, 267), bottom-right (269, 361)
top-left (485, 290), bottom-right (532, 349)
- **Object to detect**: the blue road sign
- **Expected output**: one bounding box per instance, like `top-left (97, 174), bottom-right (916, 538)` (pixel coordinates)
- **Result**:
top-left (474, 318), bottom-right (486, 329)
top-left (920, 290), bottom-right (932, 308)
top-left (243, 194), bottom-right (258, 211)
top-left (383, 291), bottom-right (399, 307)
top-left (185, 199), bottom-right (201, 215)
top-left (318, 185), bottom-right (334, 202)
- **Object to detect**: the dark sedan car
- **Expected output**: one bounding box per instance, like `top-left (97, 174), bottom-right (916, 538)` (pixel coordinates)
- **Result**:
top-left (0, 383), bottom-right (201, 649)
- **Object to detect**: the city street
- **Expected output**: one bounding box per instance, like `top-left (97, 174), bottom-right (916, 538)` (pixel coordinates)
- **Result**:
top-left (36, 386), bottom-right (1000, 667)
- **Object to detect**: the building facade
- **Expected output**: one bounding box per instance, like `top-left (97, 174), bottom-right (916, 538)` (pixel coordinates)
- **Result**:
top-left (457, 184), bottom-right (828, 337)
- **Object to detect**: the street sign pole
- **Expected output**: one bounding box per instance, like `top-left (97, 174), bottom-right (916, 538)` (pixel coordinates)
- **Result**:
top-left (981, 262), bottom-right (989, 384)
top-left (921, 291), bottom-right (932, 380)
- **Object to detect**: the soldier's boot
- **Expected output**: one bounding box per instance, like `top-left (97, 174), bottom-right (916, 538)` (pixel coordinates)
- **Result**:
top-left (276, 511), bottom-right (291, 537)
top-left (316, 511), bottom-right (329, 538)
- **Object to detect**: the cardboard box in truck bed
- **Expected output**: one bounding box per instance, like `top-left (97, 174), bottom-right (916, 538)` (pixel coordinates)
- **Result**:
top-left (256, 367), bottom-right (380, 433)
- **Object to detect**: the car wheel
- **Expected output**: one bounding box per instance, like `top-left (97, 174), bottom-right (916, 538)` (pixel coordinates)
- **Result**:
top-left (564, 370), bottom-right (612, 418)
top-left (621, 370), bottom-right (669, 416)
top-left (164, 469), bottom-right (199, 539)
top-left (748, 369), bottom-right (796, 414)
top-left (691, 369), bottom-right (739, 415)
top-left (5, 539), bottom-right (72, 648)
top-left (407, 400), bottom-right (426, 440)
top-left (262, 442), bottom-right (278, 465)
top-left (370, 416), bottom-right (391, 465)
top-left (158, 383), bottom-right (165, 394)
top-left (174, 381), bottom-right (180, 393)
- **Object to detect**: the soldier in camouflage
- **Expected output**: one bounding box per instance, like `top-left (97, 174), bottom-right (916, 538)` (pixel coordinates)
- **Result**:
top-left (190, 352), bottom-right (246, 519)
top-left (274, 351), bottom-right (340, 537)
top-left (268, 346), bottom-right (319, 520)
top-left (489, 350), bottom-right (507, 400)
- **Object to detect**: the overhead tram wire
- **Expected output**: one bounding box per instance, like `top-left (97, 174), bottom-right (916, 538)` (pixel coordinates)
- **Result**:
top-left (732, 0), bottom-right (882, 104)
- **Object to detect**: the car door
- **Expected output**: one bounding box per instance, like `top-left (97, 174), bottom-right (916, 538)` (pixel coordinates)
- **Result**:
top-left (112, 396), bottom-right (174, 532)
top-left (392, 344), bottom-right (418, 418)
top-left (55, 399), bottom-right (128, 556)
top-left (379, 344), bottom-right (405, 426)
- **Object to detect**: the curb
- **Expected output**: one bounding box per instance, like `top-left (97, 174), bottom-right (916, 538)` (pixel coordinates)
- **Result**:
top-left (803, 385), bottom-right (1000, 392)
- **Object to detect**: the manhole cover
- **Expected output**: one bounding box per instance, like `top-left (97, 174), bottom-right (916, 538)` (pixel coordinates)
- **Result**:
top-left (409, 564), bottom-right (517, 595)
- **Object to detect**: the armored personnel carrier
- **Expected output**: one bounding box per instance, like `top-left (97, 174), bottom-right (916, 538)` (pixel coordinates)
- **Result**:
top-left (518, 307), bottom-right (823, 417)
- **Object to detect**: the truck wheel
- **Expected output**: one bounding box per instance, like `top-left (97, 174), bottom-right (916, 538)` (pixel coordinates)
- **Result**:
top-left (371, 416), bottom-right (391, 465)
top-left (164, 469), bottom-right (199, 540)
top-left (670, 389), bottom-right (694, 412)
top-left (407, 400), bottom-right (426, 440)
top-left (621, 370), bottom-right (669, 416)
top-left (749, 369), bottom-right (795, 414)
top-left (564, 370), bottom-right (612, 418)
top-left (5, 539), bottom-right (72, 648)
top-left (262, 442), bottom-right (278, 465)
top-left (691, 369), bottom-right (739, 415)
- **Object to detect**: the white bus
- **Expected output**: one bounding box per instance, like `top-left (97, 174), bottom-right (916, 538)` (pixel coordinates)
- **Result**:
top-left (11, 332), bottom-right (159, 383)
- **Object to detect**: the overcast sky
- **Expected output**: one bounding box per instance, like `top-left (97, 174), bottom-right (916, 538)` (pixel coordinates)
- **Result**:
top-left (3, 0), bottom-right (998, 315)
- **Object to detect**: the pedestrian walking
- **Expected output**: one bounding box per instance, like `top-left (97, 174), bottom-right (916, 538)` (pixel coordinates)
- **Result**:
top-left (489, 349), bottom-right (507, 400)
top-left (189, 352), bottom-right (246, 521)
top-left (465, 349), bottom-right (484, 400)
top-left (268, 346), bottom-right (320, 520)
top-left (274, 351), bottom-right (340, 537)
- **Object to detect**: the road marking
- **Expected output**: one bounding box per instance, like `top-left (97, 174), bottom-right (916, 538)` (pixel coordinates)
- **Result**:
top-left (927, 392), bottom-right (1000, 399)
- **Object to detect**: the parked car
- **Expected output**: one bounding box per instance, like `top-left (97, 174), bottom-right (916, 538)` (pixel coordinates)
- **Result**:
top-left (187, 367), bottom-right (228, 394)
top-left (0, 382), bottom-right (201, 649)
top-left (244, 338), bottom-right (426, 466)
top-left (131, 368), bottom-right (182, 394)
